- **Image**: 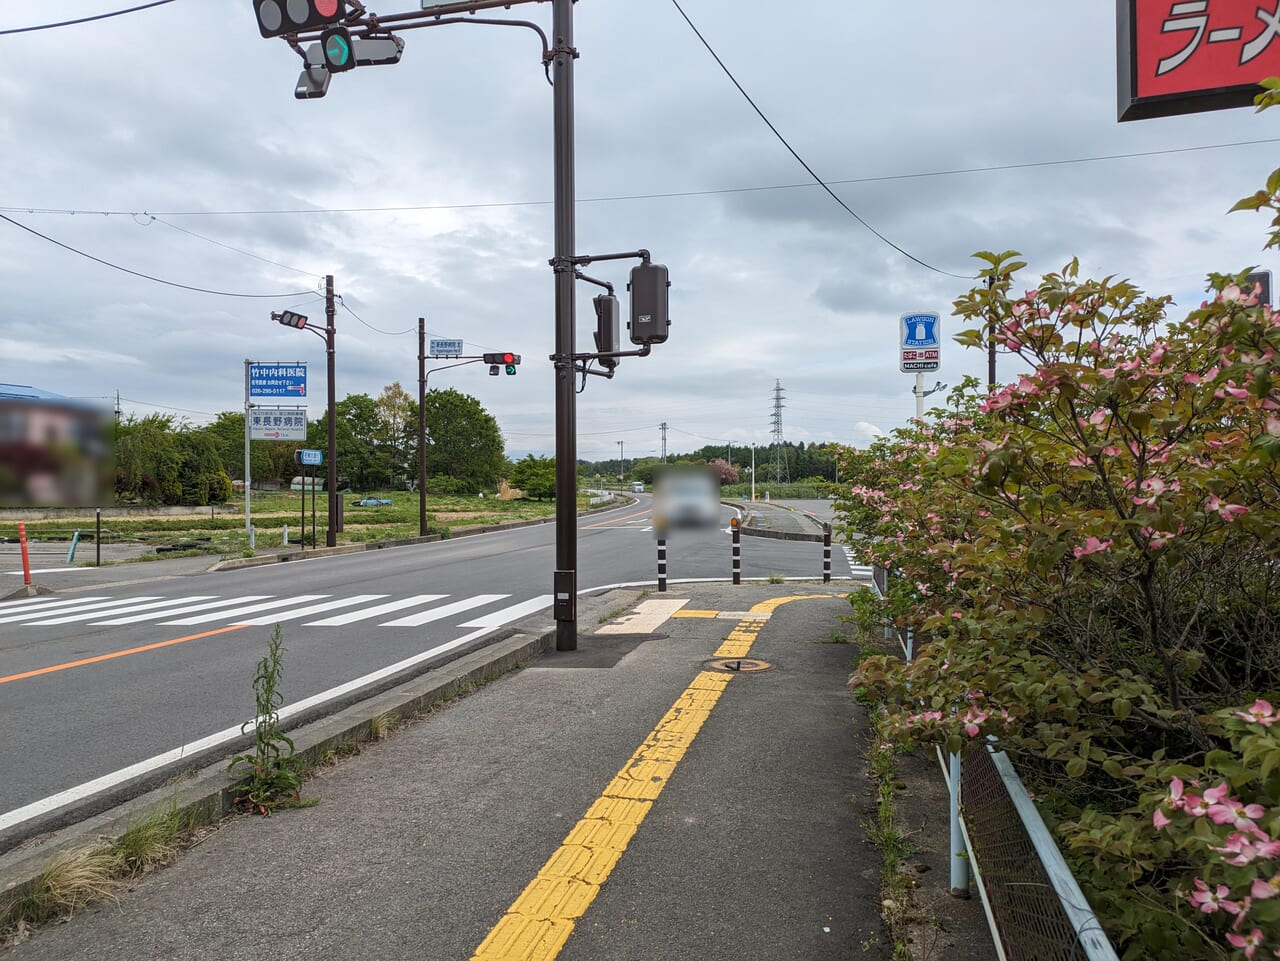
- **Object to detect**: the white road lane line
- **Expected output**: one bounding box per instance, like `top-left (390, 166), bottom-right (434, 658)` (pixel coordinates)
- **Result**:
top-left (0, 624), bottom-right (496, 834)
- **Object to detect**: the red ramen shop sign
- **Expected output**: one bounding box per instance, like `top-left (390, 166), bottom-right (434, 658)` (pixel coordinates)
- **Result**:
top-left (1118, 0), bottom-right (1280, 121)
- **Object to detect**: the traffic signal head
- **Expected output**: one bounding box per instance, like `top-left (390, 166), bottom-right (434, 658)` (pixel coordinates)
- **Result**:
top-left (275, 310), bottom-right (309, 329)
top-left (255, 0), bottom-right (345, 38)
top-left (482, 352), bottom-right (520, 375)
top-left (628, 263), bottom-right (670, 346)
top-left (321, 26), bottom-right (355, 72)
top-left (592, 294), bottom-right (620, 371)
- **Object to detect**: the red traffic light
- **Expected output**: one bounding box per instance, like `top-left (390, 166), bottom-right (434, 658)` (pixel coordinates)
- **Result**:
top-left (502, 352), bottom-right (515, 364)
top-left (275, 310), bottom-right (309, 329)
top-left (254, 0), bottom-right (343, 39)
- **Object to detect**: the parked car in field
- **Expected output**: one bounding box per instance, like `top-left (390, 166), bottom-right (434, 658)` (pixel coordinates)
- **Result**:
top-left (355, 497), bottom-right (393, 507)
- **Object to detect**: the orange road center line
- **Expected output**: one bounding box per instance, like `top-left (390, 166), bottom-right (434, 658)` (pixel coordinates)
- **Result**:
top-left (0, 624), bottom-right (249, 686)
top-left (470, 594), bottom-right (828, 961)
top-left (581, 508), bottom-right (651, 529)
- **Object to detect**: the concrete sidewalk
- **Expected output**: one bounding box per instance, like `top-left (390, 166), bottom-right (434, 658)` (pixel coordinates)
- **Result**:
top-left (2, 583), bottom-right (995, 961)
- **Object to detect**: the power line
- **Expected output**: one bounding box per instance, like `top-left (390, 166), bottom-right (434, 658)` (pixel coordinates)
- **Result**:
top-left (0, 138), bottom-right (1270, 220)
top-left (0, 213), bottom-right (317, 299)
top-left (148, 215), bottom-right (326, 280)
top-left (669, 0), bottom-right (969, 279)
top-left (0, 0), bottom-right (177, 36)
top-left (338, 299), bottom-right (415, 336)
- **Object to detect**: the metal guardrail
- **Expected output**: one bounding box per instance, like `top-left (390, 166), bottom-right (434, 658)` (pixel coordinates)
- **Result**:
top-left (866, 564), bottom-right (1119, 961)
top-left (962, 747), bottom-right (1120, 961)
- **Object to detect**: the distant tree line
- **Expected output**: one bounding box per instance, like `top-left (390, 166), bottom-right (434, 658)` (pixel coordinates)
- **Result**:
top-left (577, 440), bottom-right (846, 487)
top-left (113, 382), bottom-right (507, 505)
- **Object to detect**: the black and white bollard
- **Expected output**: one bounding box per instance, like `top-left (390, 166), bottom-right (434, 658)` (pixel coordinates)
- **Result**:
top-left (822, 523), bottom-right (832, 583)
top-left (731, 516), bottom-right (741, 585)
top-left (657, 529), bottom-right (668, 592)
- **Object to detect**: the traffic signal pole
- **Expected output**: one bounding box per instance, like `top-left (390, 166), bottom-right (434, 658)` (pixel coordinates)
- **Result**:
top-left (325, 274), bottom-right (338, 548)
top-left (551, 0), bottom-right (578, 652)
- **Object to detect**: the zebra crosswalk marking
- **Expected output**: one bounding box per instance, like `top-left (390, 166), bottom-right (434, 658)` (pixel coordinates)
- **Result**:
top-left (305, 594), bottom-right (449, 626)
top-left (13, 592), bottom-right (548, 631)
top-left (380, 594), bottom-right (510, 627)
top-left (162, 595), bottom-right (330, 626)
top-left (234, 594), bottom-right (391, 625)
top-left (95, 596), bottom-right (276, 626)
top-left (0, 597), bottom-right (157, 625)
top-left (22, 596), bottom-right (219, 626)
top-left (459, 594), bottom-right (553, 628)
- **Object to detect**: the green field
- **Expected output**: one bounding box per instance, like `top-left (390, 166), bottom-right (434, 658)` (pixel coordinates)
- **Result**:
top-left (2, 491), bottom-right (586, 562)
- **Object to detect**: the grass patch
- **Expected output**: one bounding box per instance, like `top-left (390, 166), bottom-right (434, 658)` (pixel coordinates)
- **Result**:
top-left (597, 605), bottom-right (631, 625)
top-left (1, 800), bottom-right (204, 944)
top-left (766, 573), bottom-right (785, 584)
top-left (814, 629), bottom-right (853, 645)
top-left (861, 701), bottom-right (916, 961)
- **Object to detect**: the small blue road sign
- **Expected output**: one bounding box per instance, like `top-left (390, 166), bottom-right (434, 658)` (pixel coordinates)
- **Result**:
top-left (297, 448), bottom-right (323, 466)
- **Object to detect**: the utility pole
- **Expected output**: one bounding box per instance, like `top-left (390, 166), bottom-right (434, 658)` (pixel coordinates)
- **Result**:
top-left (660, 421), bottom-right (668, 463)
top-left (617, 439), bottom-right (625, 480)
top-left (551, 0), bottom-right (578, 652)
top-left (324, 274), bottom-right (338, 548)
top-left (418, 318), bottom-right (428, 537)
top-left (986, 275), bottom-right (997, 390)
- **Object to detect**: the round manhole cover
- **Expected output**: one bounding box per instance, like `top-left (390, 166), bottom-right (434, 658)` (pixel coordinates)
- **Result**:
top-left (704, 657), bottom-right (773, 673)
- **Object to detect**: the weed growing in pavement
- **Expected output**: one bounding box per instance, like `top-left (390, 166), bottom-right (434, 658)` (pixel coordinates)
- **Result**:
top-left (227, 625), bottom-right (316, 814)
top-left (766, 573), bottom-right (785, 584)
top-left (369, 711), bottom-right (397, 740)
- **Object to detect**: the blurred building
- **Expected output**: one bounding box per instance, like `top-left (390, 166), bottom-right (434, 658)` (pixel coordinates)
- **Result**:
top-left (0, 384), bottom-right (113, 507)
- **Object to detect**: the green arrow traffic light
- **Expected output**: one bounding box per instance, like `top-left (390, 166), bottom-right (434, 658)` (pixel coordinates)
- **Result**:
top-left (321, 27), bottom-right (355, 72)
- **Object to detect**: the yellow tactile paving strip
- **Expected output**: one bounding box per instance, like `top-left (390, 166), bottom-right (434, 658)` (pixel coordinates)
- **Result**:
top-left (470, 594), bottom-right (830, 961)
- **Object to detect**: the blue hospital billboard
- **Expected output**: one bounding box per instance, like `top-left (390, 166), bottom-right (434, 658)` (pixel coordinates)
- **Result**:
top-left (249, 363), bottom-right (307, 399)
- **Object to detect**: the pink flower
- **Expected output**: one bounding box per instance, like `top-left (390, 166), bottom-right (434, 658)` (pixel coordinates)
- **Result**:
top-left (1209, 796), bottom-right (1266, 831)
top-left (1227, 928), bottom-right (1264, 959)
top-left (1152, 808), bottom-right (1171, 829)
top-left (1206, 495), bottom-right (1249, 522)
top-left (1251, 873), bottom-right (1280, 901)
top-left (1189, 878), bottom-right (1243, 914)
top-left (1236, 700), bottom-right (1279, 726)
top-left (1073, 537), bottom-right (1113, 558)
top-left (1214, 832), bottom-right (1280, 866)
top-left (1184, 372), bottom-right (1203, 385)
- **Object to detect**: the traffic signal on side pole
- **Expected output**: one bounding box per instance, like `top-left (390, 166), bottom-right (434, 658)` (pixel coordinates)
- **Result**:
top-left (628, 263), bottom-right (671, 346)
top-left (482, 352), bottom-right (521, 375)
top-left (593, 294), bottom-right (620, 371)
top-left (254, 0), bottom-right (345, 38)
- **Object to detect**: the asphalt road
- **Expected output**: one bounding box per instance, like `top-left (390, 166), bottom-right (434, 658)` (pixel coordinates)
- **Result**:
top-left (0, 497), bottom-right (849, 847)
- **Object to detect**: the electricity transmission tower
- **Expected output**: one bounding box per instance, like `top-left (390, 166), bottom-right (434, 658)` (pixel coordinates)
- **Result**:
top-left (768, 379), bottom-right (790, 484)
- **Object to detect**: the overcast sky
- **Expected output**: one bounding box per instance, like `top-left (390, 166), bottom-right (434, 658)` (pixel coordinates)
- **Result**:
top-left (2, 1), bottom-right (1278, 463)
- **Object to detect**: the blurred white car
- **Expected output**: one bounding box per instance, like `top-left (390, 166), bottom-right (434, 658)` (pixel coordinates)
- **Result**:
top-left (654, 466), bottom-right (720, 530)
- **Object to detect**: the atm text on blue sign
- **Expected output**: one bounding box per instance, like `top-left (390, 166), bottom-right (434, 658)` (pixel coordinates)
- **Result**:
top-left (249, 364), bottom-right (308, 398)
